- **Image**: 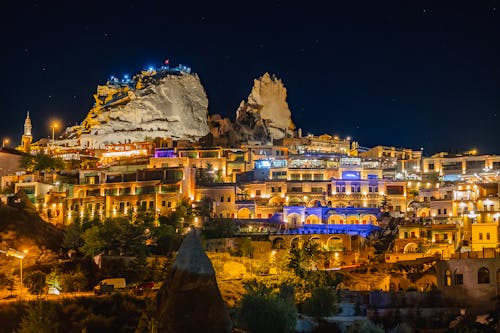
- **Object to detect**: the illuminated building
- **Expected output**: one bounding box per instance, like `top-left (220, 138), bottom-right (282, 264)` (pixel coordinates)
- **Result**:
top-left (360, 145), bottom-right (423, 180)
top-left (422, 152), bottom-right (500, 179)
top-left (282, 206), bottom-right (380, 237)
top-left (65, 166), bottom-right (194, 224)
top-left (394, 222), bottom-right (458, 259)
top-left (195, 184), bottom-right (236, 218)
top-left (276, 134), bottom-right (354, 155)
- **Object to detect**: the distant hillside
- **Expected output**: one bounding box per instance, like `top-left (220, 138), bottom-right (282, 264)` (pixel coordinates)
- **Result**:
top-left (0, 202), bottom-right (63, 251)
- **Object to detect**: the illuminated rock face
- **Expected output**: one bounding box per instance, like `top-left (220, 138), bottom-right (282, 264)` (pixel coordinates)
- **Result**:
top-left (236, 72), bottom-right (295, 141)
top-left (64, 72), bottom-right (209, 148)
top-left (156, 230), bottom-right (232, 333)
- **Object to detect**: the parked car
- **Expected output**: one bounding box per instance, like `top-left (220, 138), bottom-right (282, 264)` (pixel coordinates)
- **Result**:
top-left (94, 278), bottom-right (126, 295)
top-left (132, 281), bottom-right (156, 295)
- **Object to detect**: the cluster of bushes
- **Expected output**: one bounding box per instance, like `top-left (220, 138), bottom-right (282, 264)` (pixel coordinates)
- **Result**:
top-left (234, 276), bottom-right (340, 333)
top-left (0, 294), bottom-right (146, 333)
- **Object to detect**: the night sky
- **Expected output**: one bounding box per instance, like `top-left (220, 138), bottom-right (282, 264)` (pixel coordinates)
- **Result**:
top-left (1, 0), bottom-right (499, 154)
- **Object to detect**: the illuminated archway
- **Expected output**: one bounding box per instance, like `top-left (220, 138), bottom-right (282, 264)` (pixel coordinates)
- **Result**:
top-left (328, 214), bottom-right (344, 224)
top-left (309, 236), bottom-right (321, 244)
top-left (360, 214), bottom-right (377, 225)
top-left (403, 242), bottom-right (418, 253)
top-left (308, 199), bottom-right (323, 208)
top-left (346, 215), bottom-right (360, 224)
top-left (288, 197), bottom-right (304, 206)
top-left (305, 214), bottom-right (320, 224)
top-left (273, 237), bottom-right (286, 249)
top-left (269, 196), bottom-right (285, 207)
top-left (237, 208), bottom-right (252, 219)
top-left (327, 236), bottom-right (343, 250)
top-left (290, 237), bottom-right (300, 248)
top-left (286, 213), bottom-right (301, 226)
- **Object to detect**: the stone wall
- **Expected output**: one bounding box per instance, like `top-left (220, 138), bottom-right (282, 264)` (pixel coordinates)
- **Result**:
top-left (436, 258), bottom-right (500, 312)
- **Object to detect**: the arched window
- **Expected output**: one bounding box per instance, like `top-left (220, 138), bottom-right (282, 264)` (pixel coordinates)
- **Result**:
top-left (445, 270), bottom-right (452, 286)
top-left (454, 269), bottom-right (464, 285)
top-left (478, 267), bottom-right (490, 284)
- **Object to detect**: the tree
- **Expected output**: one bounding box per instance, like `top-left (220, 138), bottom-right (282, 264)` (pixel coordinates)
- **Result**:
top-left (288, 240), bottom-right (323, 278)
top-left (238, 237), bottom-right (254, 257)
top-left (22, 153), bottom-right (64, 172)
top-left (303, 287), bottom-right (337, 319)
top-left (60, 271), bottom-right (87, 293)
top-left (0, 273), bottom-right (15, 296)
top-left (18, 301), bottom-right (60, 333)
top-left (152, 223), bottom-right (179, 255)
top-left (23, 270), bottom-right (47, 296)
top-left (193, 196), bottom-right (214, 219)
top-left (80, 225), bottom-right (106, 257)
top-left (380, 195), bottom-right (390, 213)
top-left (278, 284), bottom-right (295, 305)
top-left (62, 223), bottom-right (84, 251)
top-left (133, 206), bottom-right (155, 226)
top-left (239, 293), bottom-right (297, 333)
top-left (202, 218), bottom-right (239, 238)
top-left (0, 272), bottom-right (9, 288)
top-left (46, 270), bottom-right (61, 291)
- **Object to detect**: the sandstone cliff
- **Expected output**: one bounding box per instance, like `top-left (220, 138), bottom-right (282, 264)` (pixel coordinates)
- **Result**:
top-left (62, 67), bottom-right (210, 148)
top-left (235, 72), bottom-right (295, 141)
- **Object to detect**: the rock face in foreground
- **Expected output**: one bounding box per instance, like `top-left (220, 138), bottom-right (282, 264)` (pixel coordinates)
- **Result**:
top-left (236, 72), bottom-right (295, 142)
top-left (156, 230), bottom-right (232, 333)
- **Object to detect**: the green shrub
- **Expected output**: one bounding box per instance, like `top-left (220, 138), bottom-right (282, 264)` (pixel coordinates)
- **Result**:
top-left (18, 301), bottom-right (59, 333)
top-left (303, 287), bottom-right (337, 319)
top-left (23, 270), bottom-right (46, 295)
top-left (240, 293), bottom-right (297, 333)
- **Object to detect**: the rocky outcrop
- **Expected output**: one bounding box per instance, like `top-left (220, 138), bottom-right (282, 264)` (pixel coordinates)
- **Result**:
top-left (235, 72), bottom-right (295, 141)
top-left (156, 229), bottom-right (232, 333)
top-left (62, 68), bottom-right (210, 148)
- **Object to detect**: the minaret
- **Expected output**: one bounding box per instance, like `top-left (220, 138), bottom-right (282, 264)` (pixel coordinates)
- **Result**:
top-left (21, 112), bottom-right (32, 152)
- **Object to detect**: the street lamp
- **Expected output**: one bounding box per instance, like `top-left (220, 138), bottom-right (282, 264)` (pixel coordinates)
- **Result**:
top-left (2, 138), bottom-right (9, 147)
top-left (51, 122), bottom-right (59, 146)
top-left (0, 248), bottom-right (27, 298)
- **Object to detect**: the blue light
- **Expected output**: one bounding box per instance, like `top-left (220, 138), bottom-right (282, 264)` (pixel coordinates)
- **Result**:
top-left (123, 74), bottom-right (129, 80)
top-left (148, 66), bottom-right (154, 72)
top-left (255, 160), bottom-right (272, 169)
top-left (342, 171), bottom-right (361, 180)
